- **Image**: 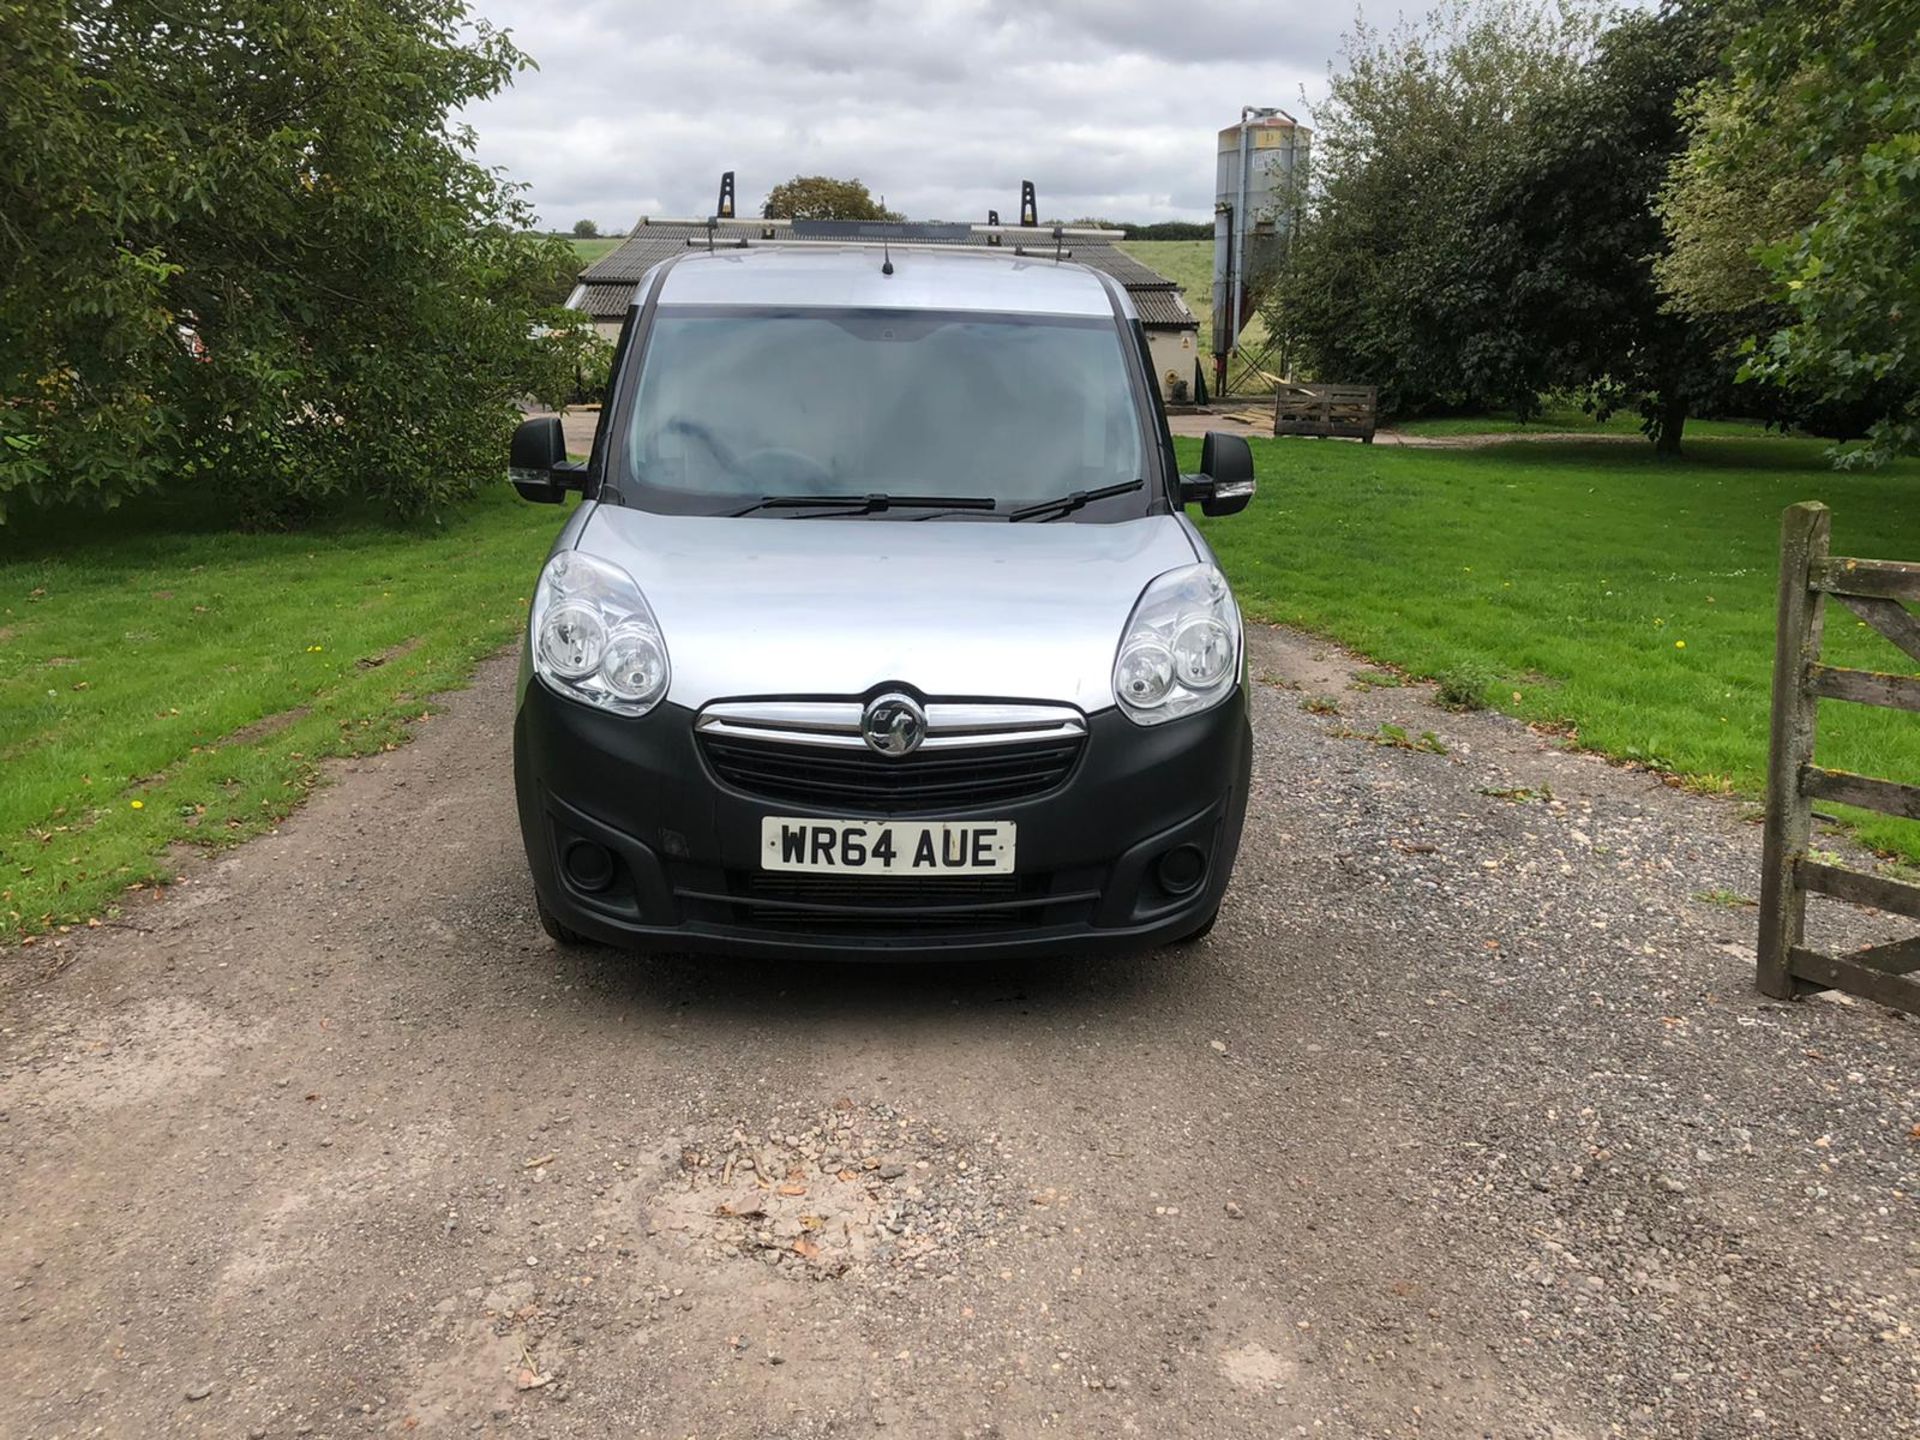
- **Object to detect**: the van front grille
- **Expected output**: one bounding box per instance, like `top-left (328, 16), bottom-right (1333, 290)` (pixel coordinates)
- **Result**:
top-left (699, 733), bottom-right (1081, 813)
top-left (692, 698), bottom-right (1087, 814)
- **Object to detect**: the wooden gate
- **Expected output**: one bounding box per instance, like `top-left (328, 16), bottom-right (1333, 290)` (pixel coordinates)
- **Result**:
top-left (1758, 502), bottom-right (1920, 1011)
top-left (1272, 383), bottom-right (1377, 442)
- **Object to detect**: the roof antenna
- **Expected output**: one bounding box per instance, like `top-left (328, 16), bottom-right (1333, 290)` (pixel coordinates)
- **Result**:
top-left (880, 196), bottom-right (894, 275)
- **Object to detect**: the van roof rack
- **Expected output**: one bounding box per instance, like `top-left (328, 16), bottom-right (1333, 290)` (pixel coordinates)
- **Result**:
top-left (679, 172), bottom-right (1083, 260)
top-left (681, 234), bottom-right (1074, 262)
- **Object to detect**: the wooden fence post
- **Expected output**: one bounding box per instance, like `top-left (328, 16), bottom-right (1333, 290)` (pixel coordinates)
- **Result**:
top-left (1757, 502), bottom-right (1831, 997)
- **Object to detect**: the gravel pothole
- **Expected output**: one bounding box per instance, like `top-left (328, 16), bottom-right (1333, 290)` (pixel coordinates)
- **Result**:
top-left (648, 1100), bottom-right (1015, 1281)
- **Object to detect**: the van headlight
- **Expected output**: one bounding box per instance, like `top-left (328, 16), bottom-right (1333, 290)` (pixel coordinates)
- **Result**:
top-left (530, 550), bottom-right (671, 716)
top-left (1112, 564), bottom-right (1241, 725)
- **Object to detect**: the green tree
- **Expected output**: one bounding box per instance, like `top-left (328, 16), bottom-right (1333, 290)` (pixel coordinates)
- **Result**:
top-left (571, 218), bottom-right (600, 237)
top-left (1477, 4), bottom-right (1727, 452)
top-left (1655, 5), bottom-right (1816, 325)
top-left (1268, 0), bottom-right (1605, 416)
top-left (0, 0), bottom-right (595, 523)
top-left (1273, 1), bottom-right (1739, 450)
top-left (761, 175), bottom-right (903, 222)
top-left (1129, 221), bottom-right (1213, 241)
top-left (1663, 0), bottom-right (1919, 465)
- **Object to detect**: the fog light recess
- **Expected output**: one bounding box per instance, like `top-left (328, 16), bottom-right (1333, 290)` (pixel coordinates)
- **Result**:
top-left (562, 838), bottom-right (616, 893)
top-left (1155, 844), bottom-right (1208, 896)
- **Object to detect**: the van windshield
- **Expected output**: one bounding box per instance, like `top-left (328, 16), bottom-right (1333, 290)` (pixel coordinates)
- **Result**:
top-left (612, 306), bottom-right (1152, 519)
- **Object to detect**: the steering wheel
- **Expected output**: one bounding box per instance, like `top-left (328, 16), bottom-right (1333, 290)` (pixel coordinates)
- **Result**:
top-left (663, 416), bottom-right (738, 467)
top-left (736, 447), bottom-right (833, 489)
top-left (663, 419), bottom-right (833, 491)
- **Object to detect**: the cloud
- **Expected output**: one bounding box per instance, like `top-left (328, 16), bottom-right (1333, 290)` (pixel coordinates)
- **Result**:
top-left (460, 0), bottom-right (1338, 229)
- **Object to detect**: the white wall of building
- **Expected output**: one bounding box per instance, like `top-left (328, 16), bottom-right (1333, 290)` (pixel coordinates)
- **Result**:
top-left (1146, 328), bottom-right (1200, 402)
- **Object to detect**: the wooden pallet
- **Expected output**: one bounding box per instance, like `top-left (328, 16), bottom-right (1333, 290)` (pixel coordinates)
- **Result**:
top-left (1272, 382), bottom-right (1377, 442)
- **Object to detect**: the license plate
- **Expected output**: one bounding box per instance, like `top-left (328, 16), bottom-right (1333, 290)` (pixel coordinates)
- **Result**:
top-left (760, 817), bottom-right (1016, 875)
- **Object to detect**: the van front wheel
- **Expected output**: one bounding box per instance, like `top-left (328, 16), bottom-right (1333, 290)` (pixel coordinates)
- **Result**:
top-left (536, 895), bottom-right (591, 948)
top-left (1167, 907), bottom-right (1219, 947)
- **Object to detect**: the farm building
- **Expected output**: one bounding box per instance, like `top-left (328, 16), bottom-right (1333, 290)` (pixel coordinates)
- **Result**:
top-left (568, 218), bottom-right (1203, 403)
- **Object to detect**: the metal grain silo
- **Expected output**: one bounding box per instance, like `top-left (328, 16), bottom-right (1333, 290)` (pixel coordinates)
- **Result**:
top-left (1212, 107), bottom-right (1309, 391)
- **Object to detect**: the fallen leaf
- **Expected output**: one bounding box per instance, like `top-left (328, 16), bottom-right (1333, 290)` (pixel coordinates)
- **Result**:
top-left (514, 1369), bottom-right (553, 1391)
top-left (777, 1183), bottom-right (807, 1197)
top-left (792, 1236), bottom-right (821, 1260)
top-left (523, 1154), bottom-right (557, 1169)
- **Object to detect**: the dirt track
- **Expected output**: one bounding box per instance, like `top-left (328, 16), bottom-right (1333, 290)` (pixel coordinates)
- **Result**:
top-left (3, 627), bottom-right (1916, 1438)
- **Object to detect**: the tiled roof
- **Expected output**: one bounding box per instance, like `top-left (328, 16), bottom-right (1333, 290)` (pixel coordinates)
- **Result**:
top-left (1128, 287), bottom-right (1196, 328)
top-left (573, 282), bottom-right (648, 316)
top-left (1071, 247), bottom-right (1180, 288)
top-left (573, 221), bottom-right (1199, 328)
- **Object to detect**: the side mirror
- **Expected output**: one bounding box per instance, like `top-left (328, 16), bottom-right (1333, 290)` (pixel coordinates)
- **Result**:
top-left (1180, 431), bottom-right (1256, 517)
top-left (510, 416), bottom-right (589, 504)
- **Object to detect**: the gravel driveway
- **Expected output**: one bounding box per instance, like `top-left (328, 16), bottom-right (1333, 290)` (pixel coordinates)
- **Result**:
top-left (3, 627), bottom-right (1916, 1438)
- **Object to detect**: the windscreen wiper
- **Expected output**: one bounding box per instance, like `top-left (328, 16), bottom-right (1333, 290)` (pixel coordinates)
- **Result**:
top-left (729, 493), bottom-right (998, 518)
top-left (1005, 478), bottom-right (1146, 522)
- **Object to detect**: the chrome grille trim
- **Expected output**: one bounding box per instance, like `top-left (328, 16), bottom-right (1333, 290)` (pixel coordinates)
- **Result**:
top-left (694, 700), bottom-right (1086, 751)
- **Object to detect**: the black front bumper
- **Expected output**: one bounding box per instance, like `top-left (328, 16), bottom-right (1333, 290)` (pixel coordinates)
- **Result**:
top-left (512, 673), bottom-right (1251, 959)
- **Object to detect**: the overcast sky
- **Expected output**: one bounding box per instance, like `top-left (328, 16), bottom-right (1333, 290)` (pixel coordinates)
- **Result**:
top-left (460, 0), bottom-right (1356, 229)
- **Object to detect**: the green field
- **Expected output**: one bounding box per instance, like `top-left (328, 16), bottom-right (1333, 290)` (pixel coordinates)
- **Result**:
top-left (1117, 239), bottom-right (1272, 394)
top-left (1182, 433), bottom-right (1920, 862)
top-left (0, 489), bottom-right (573, 941)
top-left (569, 236), bottom-right (621, 264)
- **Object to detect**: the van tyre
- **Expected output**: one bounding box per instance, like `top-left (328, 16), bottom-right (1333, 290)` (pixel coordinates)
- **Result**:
top-left (536, 896), bottom-right (590, 948)
top-left (1168, 907), bottom-right (1219, 947)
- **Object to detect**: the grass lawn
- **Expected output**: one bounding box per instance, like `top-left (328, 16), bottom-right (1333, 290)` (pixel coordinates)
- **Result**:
top-left (0, 488), bottom-right (573, 942)
top-left (1396, 405), bottom-right (1781, 440)
top-left (1184, 433), bottom-right (1920, 863)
